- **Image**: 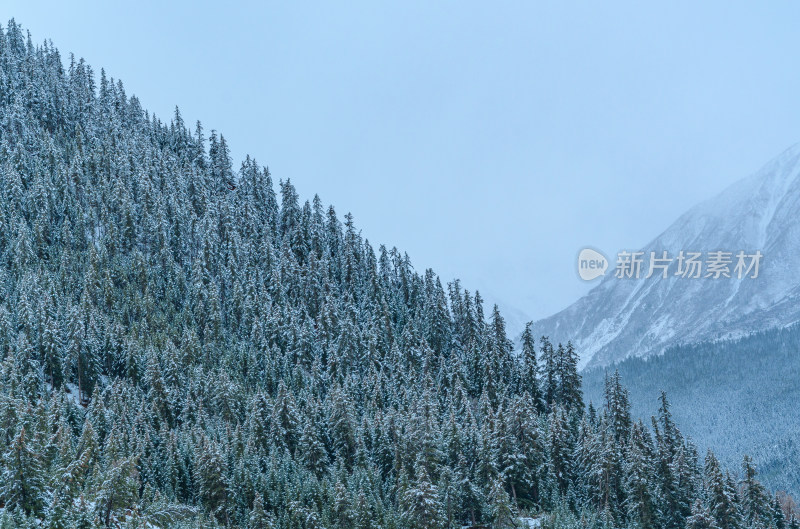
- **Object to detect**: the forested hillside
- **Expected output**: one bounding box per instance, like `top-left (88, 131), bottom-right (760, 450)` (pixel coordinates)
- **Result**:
top-left (0, 20), bottom-right (794, 529)
top-left (583, 324), bottom-right (800, 499)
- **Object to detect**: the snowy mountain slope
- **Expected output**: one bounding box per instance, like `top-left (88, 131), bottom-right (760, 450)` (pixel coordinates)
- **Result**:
top-left (531, 143), bottom-right (800, 369)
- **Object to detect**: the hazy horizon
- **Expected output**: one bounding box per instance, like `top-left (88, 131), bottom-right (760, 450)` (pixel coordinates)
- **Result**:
top-left (6, 2), bottom-right (800, 327)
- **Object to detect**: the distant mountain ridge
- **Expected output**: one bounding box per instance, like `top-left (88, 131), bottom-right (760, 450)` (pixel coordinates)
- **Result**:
top-left (531, 143), bottom-right (800, 369)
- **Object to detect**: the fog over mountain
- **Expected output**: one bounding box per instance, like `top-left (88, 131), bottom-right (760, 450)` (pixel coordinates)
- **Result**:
top-left (532, 144), bottom-right (800, 369)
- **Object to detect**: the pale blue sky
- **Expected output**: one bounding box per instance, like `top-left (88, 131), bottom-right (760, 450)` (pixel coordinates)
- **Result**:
top-left (6, 2), bottom-right (800, 327)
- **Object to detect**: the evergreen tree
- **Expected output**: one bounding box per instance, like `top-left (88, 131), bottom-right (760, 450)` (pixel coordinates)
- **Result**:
top-left (196, 439), bottom-right (230, 525)
top-left (488, 477), bottom-right (518, 529)
top-left (740, 455), bottom-right (769, 526)
top-left (520, 323), bottom-right (544, 413)
top-left (94, 457), bottom-right (139, 528)
top-left (604, 370), bottom-right (631, 444)
top-left (686, 500), bottom-right (721, 529)
top-left (704, 452), bottom-right (741, 529)
top-left (1, 427), bottom-right (44, 516)
top-left (401, 464), bottom-right (445, 529)
top-left (559, 341), bottom-right (583, 414)
top-left (540, 336), bottom-right (557, 410)
top-left (249, 493), bottom-right (276, 529)
top-left (624, 422), bottom-right (657, 529)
